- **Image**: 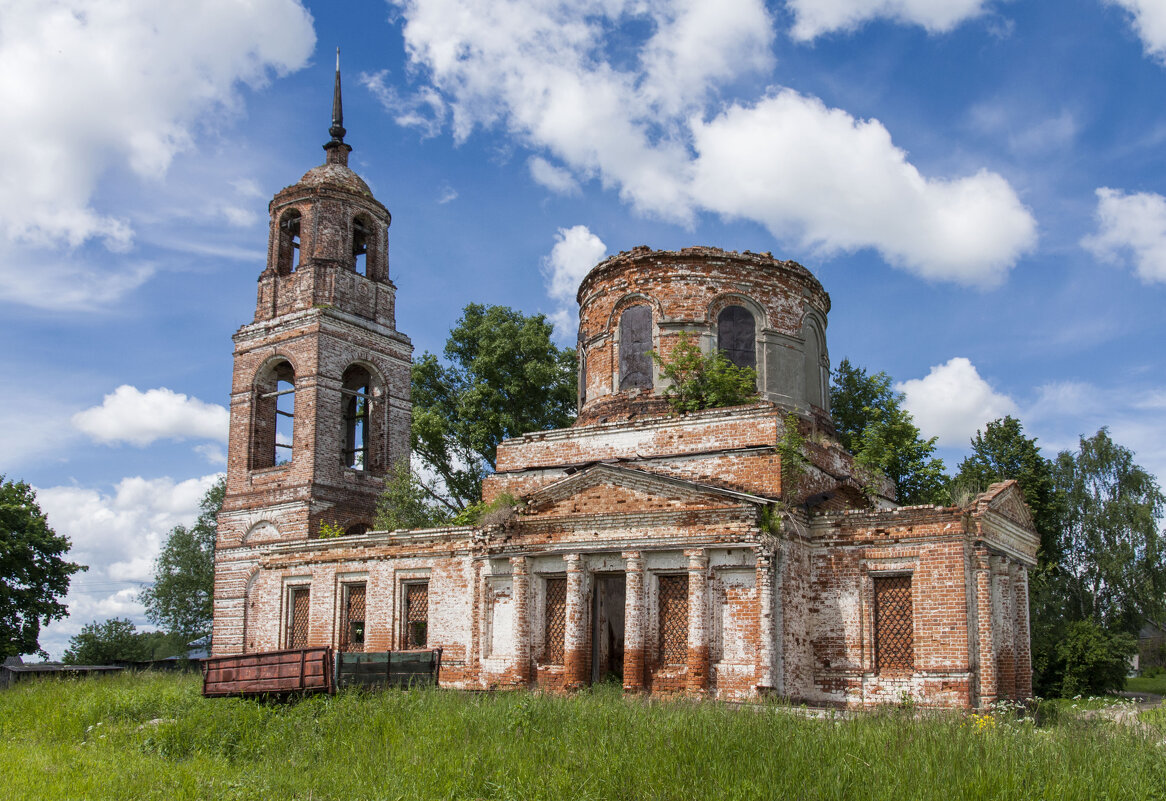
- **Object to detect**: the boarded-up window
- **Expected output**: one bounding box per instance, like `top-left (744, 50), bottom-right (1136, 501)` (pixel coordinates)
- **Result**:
top-left (717, 305), bottom-right (756, 370)
top-left (874, 575), bottom-right (914, 672)
top-left (287, 587), bottom-right (310, 650)
top-left (802, 318), bottom-right (826, 409)
top-left (658, 574), bottom-right (689, 664)
top-left (544, 577), bottom-right (567, 664)
top-left (340, 583), bottom-right (366, 653)
top-left (619, 305), bottom-right (653, 390)
top-left (404, 582), bottom-right (429, 649)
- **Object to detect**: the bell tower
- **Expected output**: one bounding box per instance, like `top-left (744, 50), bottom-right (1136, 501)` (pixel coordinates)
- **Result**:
top-left (218, 52), bottom-right (412, 549)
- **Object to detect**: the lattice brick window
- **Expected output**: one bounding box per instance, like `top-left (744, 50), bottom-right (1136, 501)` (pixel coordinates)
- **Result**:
top-left (874, 574), bottom-right (914, 672)
top-left (544, 577), bottom-right (567, 665)
top-left (404, 582), bottom-right (429, 649)
top-left (658, 574), bottom-right (689, 665)
top-left (340, 583), bottom-right (366, 653)
top-left (288, 587), bottom-right (310, 650)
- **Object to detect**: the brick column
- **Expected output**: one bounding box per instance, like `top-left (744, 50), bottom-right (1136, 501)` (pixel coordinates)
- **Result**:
top-left (623, 551), bottom-right (645, 692)
top-left (563, 553), bottom-right (588, 689)
top-left (996, 558), bottom-right (1016, 700)
top-left (1013, 564), bottom-right (1033, 699)
top-left (478, 567), bottom-right (492, 666)
top-left (510, 557), bottom-right (531, 686)
top-left (686, 549), bottom-right (710, 693)
top-left (756, 550), bottom-right (777, 692)
top-left (975, 548), bottom-right (997, 707)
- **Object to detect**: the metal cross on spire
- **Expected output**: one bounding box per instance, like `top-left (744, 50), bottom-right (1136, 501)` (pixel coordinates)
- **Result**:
top-left (329, 47), bottom-right (346, 146)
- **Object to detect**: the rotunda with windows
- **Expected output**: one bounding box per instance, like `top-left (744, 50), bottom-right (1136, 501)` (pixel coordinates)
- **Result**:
top-left (575, 246), bottom-right (831, 426)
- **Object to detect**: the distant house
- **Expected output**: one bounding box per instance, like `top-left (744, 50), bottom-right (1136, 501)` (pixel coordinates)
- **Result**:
top-left (0, 655), bottom-right (123, 690)
top-left (1138, 621), bottom-right (1166, 671)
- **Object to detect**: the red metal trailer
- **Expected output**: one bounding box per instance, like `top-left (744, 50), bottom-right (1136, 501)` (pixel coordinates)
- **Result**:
top-left (202, 647), bottom-right (333, 698)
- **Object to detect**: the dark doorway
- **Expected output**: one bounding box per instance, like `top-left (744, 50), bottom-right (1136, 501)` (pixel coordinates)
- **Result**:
top-left (591, 574), bottom-right (626, 684)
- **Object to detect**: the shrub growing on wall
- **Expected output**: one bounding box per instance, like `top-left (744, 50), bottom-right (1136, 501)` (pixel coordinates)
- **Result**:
top-left (654, 332), bottom-right (757, 414)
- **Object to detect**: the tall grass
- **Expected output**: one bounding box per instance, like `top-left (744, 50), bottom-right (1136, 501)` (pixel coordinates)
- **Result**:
top-left (1, 672), bottom-right (1164, 800)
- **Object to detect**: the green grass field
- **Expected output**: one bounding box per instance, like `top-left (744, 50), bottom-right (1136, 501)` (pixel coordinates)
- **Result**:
top-left (1127, 674), bottom-right (1166, 697)
top-left (2, 673), bottom-right (1164, 801)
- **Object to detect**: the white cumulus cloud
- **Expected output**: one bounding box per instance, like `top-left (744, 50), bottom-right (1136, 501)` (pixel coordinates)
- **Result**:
top-left (690, 91), bottom-right (1036, 285)
top-left (897, 357), bottom-right (1018, 447)
top-left (1106, 0), bottom-right (1166, 65)
top-left (72, 386), bottom-right (229, 447)
top-left (529, 157), bottom-right (581, 195)
top-left (786, 0), bottom-right (997, 41)
top-left (542, 225), bottom-right (608, 340)
top-left (386, 0), bottom-right (1036, 285)
top-left (34, 472), bottom-right (221, 659)
top-left (1082, 187), bottom-right (1166, 284)
top-left (0, 0), bottom-right (315, 309)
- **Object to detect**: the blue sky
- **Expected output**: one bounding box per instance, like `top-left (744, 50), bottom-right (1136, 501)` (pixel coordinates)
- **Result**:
top-left (2, 0), bottom-right (1164, 658)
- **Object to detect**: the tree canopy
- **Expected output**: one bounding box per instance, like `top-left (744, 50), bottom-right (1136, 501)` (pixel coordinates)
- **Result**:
top-left (1051, 428), bottom-right (1166, 633)
top-left (62, 617), bottom-right (184, 665)
top-left (1, 476), bottom-right (86, 659)
top-left (139, 476), bottom-right (224, 641)
top-left (409, 304), bottom-right (577, 515)
top-left (829, 359), bottom-right (948, 505)
top-left (955, 416), bottom-right (1061, 566)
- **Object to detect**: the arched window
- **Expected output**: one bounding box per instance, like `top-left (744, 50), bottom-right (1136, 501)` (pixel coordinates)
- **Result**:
top-left (717, 305), bottom-right (756, 370)
top-left (352, 215), bottom-right (370, 276)
top-left (342, 365), bottom-right (373, 469)
top-left (277, 209), bottom-right (302, 274)
top-left (802, 318), bottom-right (827, 410)
top-left (252, 359), bottom-right (295, 469)
top-left (618, 305), bottom-right (652, 391)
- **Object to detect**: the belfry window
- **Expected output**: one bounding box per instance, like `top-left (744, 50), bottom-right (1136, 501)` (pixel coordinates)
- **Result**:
top-left (253, 359), bottom-right (295, 470)
top-left (717, 305), bottom-right (756, 370)
top-left (277, 209), bottom-right (302, 274)
top-left (341, 365), bottom-right (373, 469)
top-left (618, 305), bottom-right (653, 391)
top-left (352, 216), bottom-right (369, 276)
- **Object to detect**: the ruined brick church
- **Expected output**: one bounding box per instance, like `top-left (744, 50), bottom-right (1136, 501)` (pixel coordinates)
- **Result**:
top-left (211, 67), bottom-right (1038, 708)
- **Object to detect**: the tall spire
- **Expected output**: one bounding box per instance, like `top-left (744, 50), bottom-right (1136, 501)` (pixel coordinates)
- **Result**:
top-left (324, 47), bottom-right (350, 165)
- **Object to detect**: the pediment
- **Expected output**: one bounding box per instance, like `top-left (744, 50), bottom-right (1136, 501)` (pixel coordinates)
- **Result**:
top-left (971, 480), bottom-right (1035, 531)
top-left (523, 463), bottom-right (766, 518)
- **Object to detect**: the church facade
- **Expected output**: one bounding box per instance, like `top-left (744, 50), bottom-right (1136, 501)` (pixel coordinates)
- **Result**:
top-left (211, 69), bottom-right (1037, 708)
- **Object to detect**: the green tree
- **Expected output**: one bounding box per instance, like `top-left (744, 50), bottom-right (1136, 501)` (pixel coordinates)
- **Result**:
top-left (1033, 619), bottom-right (1137, 698)
top-left (409, 304), bottom-right (577, 515)
top-left (653, 332), bottom-right (758, 414)
top-left (955, 416), bottom-right (1062, 566)
top-left (374, 463), bottom-right (451, 530)
top-left (61, 617), bottom-right (183, 665)
top-left (829, 360), bottom-right (949, 505)
top-left (1052, 428), bottom-right (1166, 633)
top-left (139, 476), bottom-right (224, 641)
top-left (0, 476), bottom-right (86, 659)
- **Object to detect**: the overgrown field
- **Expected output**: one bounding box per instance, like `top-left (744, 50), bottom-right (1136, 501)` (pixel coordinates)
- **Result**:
top-left (2, 673), bottom-right (1164, 801)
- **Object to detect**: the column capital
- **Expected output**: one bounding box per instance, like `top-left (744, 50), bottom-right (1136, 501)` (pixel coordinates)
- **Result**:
top-left (685, 549), bottom-right (708, 570)
top-left (565, 552), bottom-right (583, 572)
top-left (622, 551), bottom-right (643, 569)
top-left (509, 555), bottom-right (528, 573)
